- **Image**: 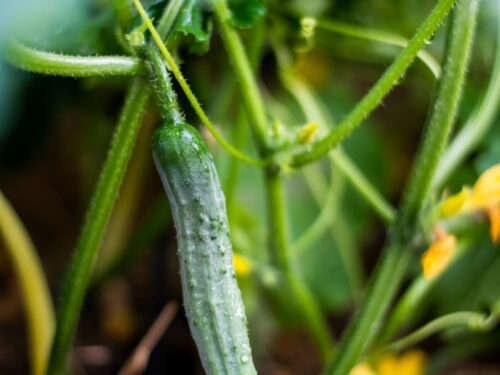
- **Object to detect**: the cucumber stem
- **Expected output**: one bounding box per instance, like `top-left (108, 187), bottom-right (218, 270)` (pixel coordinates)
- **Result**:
top-left (142, 45), bottom-right (183, 125)
top-left (5, 39), bottom-right (143, 77)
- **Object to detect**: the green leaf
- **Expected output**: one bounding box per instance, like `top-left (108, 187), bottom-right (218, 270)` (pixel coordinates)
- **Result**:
top-left (174, 0), bottom-right (212, 54)
top-left (227, 0), bottom-right (266, 29)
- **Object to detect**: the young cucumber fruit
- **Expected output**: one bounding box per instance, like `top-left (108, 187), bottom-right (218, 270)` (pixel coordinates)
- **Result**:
top-left (152, 122), bottom-right (256, 375)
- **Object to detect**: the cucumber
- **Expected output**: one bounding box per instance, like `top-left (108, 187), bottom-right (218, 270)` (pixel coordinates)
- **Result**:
top-left (152, 122), bottom-right (257, 375)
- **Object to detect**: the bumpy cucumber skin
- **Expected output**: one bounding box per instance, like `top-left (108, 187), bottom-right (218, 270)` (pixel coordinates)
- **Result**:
top-left (152, 122), bottom-right (256, 375)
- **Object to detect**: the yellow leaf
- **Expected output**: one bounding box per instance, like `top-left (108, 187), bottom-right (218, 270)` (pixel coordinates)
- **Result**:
top-left (0, 191), bottom-right (54, 375)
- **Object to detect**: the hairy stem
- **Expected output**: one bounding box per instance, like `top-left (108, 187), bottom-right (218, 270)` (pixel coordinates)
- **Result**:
top-left (325, 1), bottom-right (479, 373)
top-left (142, 45), bottom-right (183, 124)
top-left (5, 40), bottom-right (144, 77)
top-left (433, 0), bottom-right (500, 189)
top-left (398, 0), bottom-right (479, 228)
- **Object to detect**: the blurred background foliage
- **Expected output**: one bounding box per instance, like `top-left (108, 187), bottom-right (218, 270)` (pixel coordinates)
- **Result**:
top-left (0, 0), bottom-right (499, 373)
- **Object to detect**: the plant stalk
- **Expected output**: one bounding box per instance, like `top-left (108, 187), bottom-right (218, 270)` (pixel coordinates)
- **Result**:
top-left (324, 0), bottom-right (479, 373)
top-left (47, 79), bottom-right (151, 374)
top-left (265, 168), bottom-right (334, 361)
top-left (213, 0), bottom-right (270, 152)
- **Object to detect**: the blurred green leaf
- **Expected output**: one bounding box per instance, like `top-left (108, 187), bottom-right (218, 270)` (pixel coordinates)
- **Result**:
top-left (474, 124), bottom-right (500, 173)
top-left (433, 234), bottom-right (500, 315)
top-left (298, 233), bottom-right (351, 311)
top-left (227, 0), bottom-right (266, 29)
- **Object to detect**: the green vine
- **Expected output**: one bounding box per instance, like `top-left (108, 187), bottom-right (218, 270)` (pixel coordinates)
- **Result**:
top-left (380, 307), bottom-right (500, 355)
top-left (290, 0), bottom-right (459, 168)
top-left (311, 17), bottom-right (441, 78)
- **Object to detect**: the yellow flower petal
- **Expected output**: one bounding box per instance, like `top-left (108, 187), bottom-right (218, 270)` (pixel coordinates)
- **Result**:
top-left (378, 353), bottom-right (399, 375)
top-left (421, 229), bottom-right (457, 279)
top-left (471, 164), bottom-right (500, 208)
top-left (439, 187), bottom-right (471, 217)
top-left (349, 363), bottom-right (376, 375)
top-left (377, 350), bottom-right (427, 375)
top-left (486, 204), bottom-right (500, 244)
top-left (233, 253), bottom-right (252, 277)
top-left (397, 350), bottom-right (427, 375)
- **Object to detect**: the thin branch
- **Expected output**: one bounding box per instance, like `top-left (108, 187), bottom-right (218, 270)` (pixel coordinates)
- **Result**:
top-left (119, 302), bottom-right (179, 375)
top-left (315, 18), bottom-right (441, 78)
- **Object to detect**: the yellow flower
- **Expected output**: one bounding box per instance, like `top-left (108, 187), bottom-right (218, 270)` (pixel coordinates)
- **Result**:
top-left (297, 122), bottom-right (320, 145)
top-left (421, 227), bottom-right (457, 279)
top-left (350, 363), bottom-right (376, 375)
top-left (438, 164), bottom-right (500, 243)
top-left (233, 253), bottom-right (252, 277)
top-left (486, 205), bottom-right (500, 244)
top-left (349, 350), bottom-right (427, 375)
top-left (470, 164), bottom-right (500, 208)
top-left (379, 350), bottom-right (427, 375)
